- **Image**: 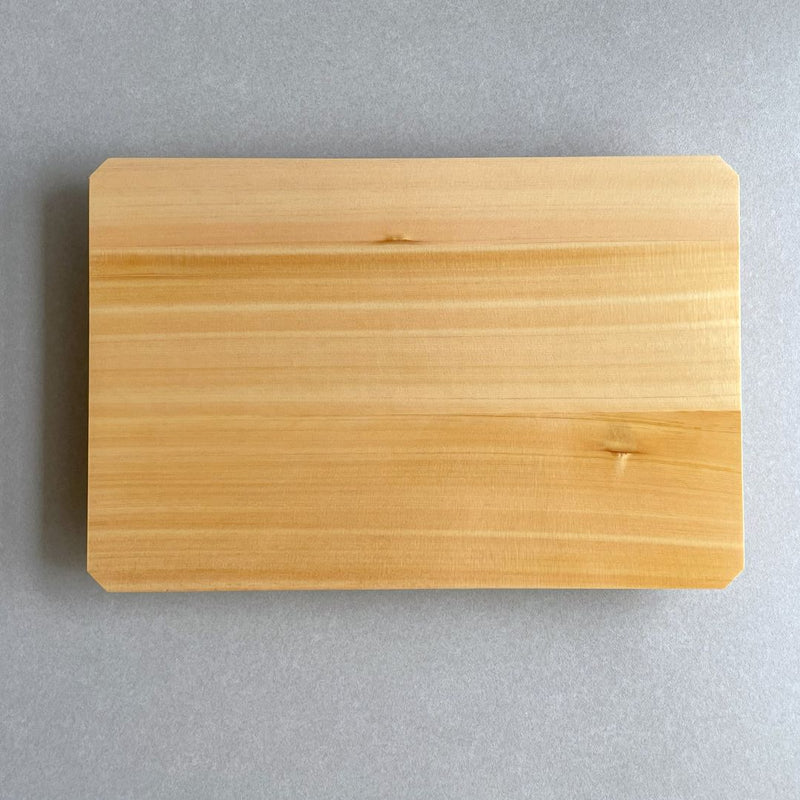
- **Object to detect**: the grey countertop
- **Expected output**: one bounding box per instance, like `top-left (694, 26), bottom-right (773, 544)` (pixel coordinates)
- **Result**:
top-left (1, 2), bottom-right (798, 797)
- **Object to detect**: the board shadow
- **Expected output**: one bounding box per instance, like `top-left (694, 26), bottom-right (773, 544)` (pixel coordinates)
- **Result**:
top-left (40, 183), bottom-right (89, 576)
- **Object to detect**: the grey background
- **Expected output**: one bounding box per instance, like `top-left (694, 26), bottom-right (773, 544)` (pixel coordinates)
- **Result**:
top-left (1, 1), bottom-right (798, 797)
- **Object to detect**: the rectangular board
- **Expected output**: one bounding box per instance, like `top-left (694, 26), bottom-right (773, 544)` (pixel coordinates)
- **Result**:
top-left (87, 157), bottom-right (742, 590)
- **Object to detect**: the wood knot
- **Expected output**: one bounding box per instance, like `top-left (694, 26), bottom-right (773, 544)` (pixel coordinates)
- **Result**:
top-left (378, 234), bottom-right (419, 244)
top-left (603, 424), bottom-right (640, 476)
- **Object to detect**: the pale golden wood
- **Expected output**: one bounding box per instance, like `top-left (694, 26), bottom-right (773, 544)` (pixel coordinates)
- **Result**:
top-left (88, 157), bottom-right (742, 590)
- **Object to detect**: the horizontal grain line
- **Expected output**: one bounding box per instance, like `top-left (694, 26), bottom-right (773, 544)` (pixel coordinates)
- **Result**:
top-left (90, 395), bottom-right (740, 402)
top-left (92, 356), bottom-right (736, 368)
top-left (91, 319), bottom-right (738, 342)
top-left (92, 289), bottom-right (738, 314)
top-left (92, 267), bottom-right (736, 286)
top-left (88, 527), bottom-right (740, 550)
top-left (88, 451), bottom-right (740, 473)
top-left (87, 415), bottom-right (741, 437)
top-left (90, 238), bottom-right (738, 259)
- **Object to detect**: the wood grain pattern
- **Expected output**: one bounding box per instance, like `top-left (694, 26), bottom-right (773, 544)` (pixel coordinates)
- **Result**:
top-left (88, 157), bottom-right (742, 590)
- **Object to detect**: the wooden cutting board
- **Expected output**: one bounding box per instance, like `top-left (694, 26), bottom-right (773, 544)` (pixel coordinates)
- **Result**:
top-left (88, 157), bottom-right (742, 591)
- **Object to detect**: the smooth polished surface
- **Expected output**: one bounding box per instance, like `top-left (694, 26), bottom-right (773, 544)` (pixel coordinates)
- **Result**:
top-left (2, 1), bottom-right (798, 796)
top-left (88, 157), bottom-right (741, 590)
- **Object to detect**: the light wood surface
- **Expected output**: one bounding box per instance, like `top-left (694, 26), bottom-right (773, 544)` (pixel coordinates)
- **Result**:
top-left (88, 157), bottom-right (742, 590)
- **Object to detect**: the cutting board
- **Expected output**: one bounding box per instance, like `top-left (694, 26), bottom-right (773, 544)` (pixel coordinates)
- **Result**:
top-left (88, 157), bottom-right (742, 591)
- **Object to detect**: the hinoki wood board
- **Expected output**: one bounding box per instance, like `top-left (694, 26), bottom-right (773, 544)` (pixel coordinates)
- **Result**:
top-left (88, 157), bottom-right (742, 591)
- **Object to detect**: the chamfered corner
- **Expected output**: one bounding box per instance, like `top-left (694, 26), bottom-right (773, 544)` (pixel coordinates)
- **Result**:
top-left (86, 560), bottom-right (118, 592)
top-left (713, 155), bottom-right (740, 186)
top-left (717, 547), bottom-right (744, 588)
top-left (88, 157), bottom-right (123, 187)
